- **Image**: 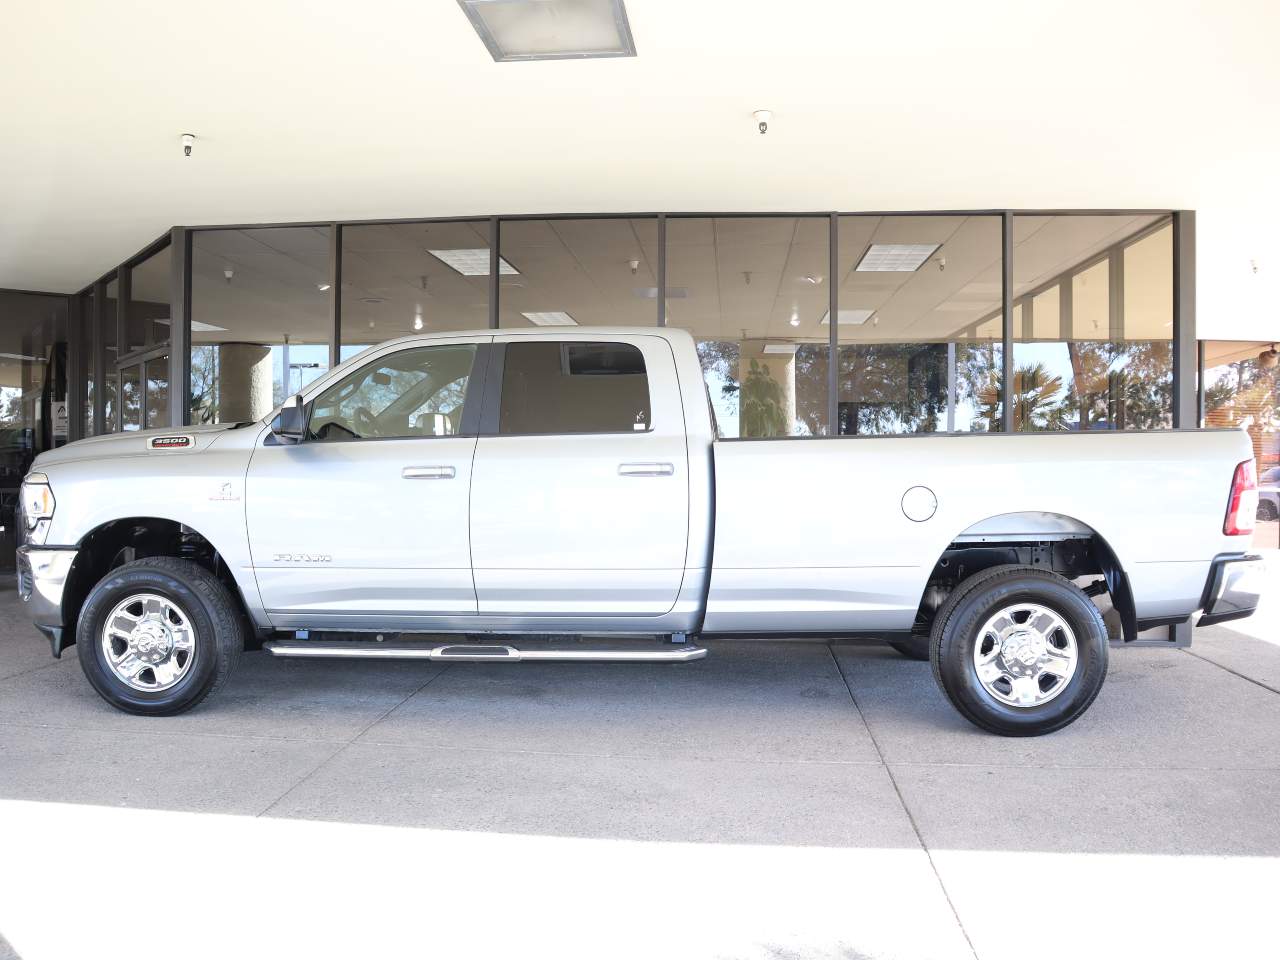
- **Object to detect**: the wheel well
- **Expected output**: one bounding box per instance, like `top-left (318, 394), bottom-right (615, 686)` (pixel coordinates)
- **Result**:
top-left (914, 531), bottom-right (1137, 642)
top-left (61, 518), bottom-right (253, 651)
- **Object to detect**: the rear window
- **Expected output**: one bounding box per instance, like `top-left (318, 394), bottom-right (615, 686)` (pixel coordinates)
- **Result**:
top-left (498, 341), bottom-right (651, 435)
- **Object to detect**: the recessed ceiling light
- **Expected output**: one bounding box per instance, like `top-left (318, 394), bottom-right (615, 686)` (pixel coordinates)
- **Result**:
top-left (522, 311), bottom-right (578, 326)
top-left (820, 309), bottom-right (875, 326)
top-left (428, 248), bottom-right (519, 277)
top-left (317, 282), bottom-right (331, 292)
top-left (457, 0), bottom-right (637, 62)
top-left (801, 275), bottom-right (822, 284)
top-left (360, 297), bottom-right (385, 305)
top-left (855, 243), bottom-right (941, 272)
top-left (762, 343), bottom-right (798, 355)
top-left (789, 318), bottom-right (801, 327)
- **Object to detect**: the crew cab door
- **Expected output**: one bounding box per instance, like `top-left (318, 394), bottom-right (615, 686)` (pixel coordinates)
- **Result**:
top-left (468, 334), bottom-right (690, 620)
top-left (245, 337), bottom-right (490, 628)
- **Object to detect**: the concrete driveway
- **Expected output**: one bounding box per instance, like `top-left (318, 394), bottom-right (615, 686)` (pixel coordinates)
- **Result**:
top-left (2, 583), bottom-right (1278, 960)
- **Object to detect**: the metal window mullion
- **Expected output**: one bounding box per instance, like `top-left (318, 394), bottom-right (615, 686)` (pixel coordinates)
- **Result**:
top-left (91, 279), bottom-right (106, 435)
top-left (657, 214), bottom-right (666, 326)
top-left (1172, 211), bottom-right (1196, 428)
top-left (168, 227), bottom-right (191, 427)
top-left (328, 223), bottom-right (342, 367)
top-left (828, 212), bottom-right (838, 435)
top-left (1000, 212), bottom-right (1014, 433)
top-left (1196, 339), bottom-right (1206, 427)
top-left (116, 266), bottom-right (130, 432)
top-left (489, 217), bottom-right (500, 329)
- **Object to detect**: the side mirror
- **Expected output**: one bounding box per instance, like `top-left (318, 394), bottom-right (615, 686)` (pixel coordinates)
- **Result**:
top-left (271, 394), bottom-right (307, 444)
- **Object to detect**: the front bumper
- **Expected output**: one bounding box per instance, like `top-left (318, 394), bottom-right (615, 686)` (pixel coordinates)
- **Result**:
top-left (1198, 554), bottom-right (1265, 627)
top-left (16, 545), bottom-right (78, 656)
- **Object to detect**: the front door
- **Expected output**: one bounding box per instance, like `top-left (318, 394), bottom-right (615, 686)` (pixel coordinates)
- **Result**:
top-left (246, 338), bottom-right (489, 629)
top-left (469, 335), bottom-right (690, 621)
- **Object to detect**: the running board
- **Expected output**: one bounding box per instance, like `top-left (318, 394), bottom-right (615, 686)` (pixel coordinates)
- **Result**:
top-left (263, 640), bottom-right (707, 663)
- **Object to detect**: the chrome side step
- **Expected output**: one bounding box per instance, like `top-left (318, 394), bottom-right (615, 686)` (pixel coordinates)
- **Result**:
top-left (263, 640), bottom-right (707, 663)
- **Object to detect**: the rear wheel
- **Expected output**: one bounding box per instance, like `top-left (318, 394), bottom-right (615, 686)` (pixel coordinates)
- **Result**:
top-left (929, 565), bottom-right (1108, 736)
top-left (76, 558), bottom-right (243, 716)
top-left (1258, 499), bottom-right (1278, 522)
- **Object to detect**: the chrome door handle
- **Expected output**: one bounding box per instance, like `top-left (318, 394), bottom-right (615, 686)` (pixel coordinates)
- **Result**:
top-left (402, 465), bottom-right (456, 480)
top-left (618, 462), bottom-right (674, 477)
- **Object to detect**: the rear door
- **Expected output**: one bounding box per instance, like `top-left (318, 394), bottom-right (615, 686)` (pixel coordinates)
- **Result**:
top-left (469, 335), bottom-right (690, 619)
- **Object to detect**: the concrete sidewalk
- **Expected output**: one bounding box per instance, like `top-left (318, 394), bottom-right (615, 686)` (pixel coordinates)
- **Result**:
top-left (1, 584), bottom-right (1277, 960)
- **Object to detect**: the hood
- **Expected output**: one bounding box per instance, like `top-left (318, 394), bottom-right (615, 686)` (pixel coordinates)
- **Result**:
top-left (31, 422), bottom-right (256, 471)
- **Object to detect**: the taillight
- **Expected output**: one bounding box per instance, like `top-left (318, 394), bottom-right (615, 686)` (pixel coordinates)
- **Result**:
top-left (1224, 459), bottom-right (1258, 537)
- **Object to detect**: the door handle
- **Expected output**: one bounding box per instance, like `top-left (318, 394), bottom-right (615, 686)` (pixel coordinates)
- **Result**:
top-left (618, 462), bottom-right (674, 477)
top-left (402, 465), bottom-right (456, 480)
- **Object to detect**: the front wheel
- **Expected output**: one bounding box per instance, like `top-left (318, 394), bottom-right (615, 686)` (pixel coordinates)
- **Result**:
top-left (76, 558), bottom-right (243, 716)
top-left (929, 565), bottom-right (1108, 736)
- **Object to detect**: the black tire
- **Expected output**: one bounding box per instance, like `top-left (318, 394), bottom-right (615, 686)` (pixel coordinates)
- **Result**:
top-left (929, 565), bottom-right (1108, 736)
top-left (76, 558), bottom-right (243, 716)
top-left (887, 634), bottom-right (931, 661)
top-left (1257, 500), bottom-right (1278, 522)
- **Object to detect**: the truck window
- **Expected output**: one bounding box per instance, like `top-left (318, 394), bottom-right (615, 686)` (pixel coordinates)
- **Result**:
top-left (498, 341), bottom-right (650, 435)
top-left (308, 344), bottom-right (477, 441)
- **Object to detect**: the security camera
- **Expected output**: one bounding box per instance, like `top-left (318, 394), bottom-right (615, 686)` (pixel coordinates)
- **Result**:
top-left (753, 110), bottom-right (772, 135)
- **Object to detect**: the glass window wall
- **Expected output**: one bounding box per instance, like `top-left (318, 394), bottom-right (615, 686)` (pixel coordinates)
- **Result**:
top-left (341, 220), bottom-right (492, 361)
top-left (836, 215), bottom-right (1003, 434)
top-left (0, 291), bottom-right (68, 568)
top-left (666, 217), bottom-right (829, 438)
top-left (189, 226), bottom-right (332, 424)
top-left (126, 242), bottom-right (171, 356)
top-left (1011, 215), bottom-right (1173, 431)
top-left (102, 276), bottom-right (119, 432)
top-left (497, 217), bottom-right (659, 329)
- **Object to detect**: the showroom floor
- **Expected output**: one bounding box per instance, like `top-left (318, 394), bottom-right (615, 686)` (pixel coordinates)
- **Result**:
top-left (2, 583), bottom-right (1278, 960)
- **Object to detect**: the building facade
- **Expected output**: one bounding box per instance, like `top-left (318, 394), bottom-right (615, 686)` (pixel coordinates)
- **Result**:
top-left (3, 208), bottom-right (1278, 569)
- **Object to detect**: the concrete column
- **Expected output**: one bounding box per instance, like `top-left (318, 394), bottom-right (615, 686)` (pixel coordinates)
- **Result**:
top-left (739, 342), bottom-right (798, 437)
top-left (217, 343), bottom-right (273, 423)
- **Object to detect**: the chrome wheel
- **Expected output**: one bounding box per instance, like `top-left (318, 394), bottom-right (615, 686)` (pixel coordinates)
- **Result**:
top-left (100, 593), bottom-right (197, 692)
top-left (972, 602), bottom-right (1077, 708)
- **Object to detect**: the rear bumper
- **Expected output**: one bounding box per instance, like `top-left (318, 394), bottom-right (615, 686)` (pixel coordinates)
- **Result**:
top-left (15, 545), bottom-right (78, 656)
top-left (1198, 554), bottom-right (1265, 627)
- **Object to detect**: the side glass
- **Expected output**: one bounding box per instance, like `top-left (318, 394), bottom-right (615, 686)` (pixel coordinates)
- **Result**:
top-left (498, 341), bottom-right (650, 435)
top-left (341, 220), bottom-right (492, 360)
top-left (496, 218), bottom-right (659, 330)
top-left (126, 241), bottom-right (171, 355)
top-left (837, 215), bottom-right (1003, 434)
top-left (190, 227), bottom-right (332, 424)
top-left (308, 344), bottom-right (477, 441)
top-left (666, 217), bottom-right (829, 438)
top-left (1203, 341), bottom-right (1280, 549)
top-left (1011, 215), bottom-right (1173, 430)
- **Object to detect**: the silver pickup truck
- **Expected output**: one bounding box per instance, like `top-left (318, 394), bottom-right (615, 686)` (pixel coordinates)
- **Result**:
top-left (15, 328), bottom-right (1266, 735)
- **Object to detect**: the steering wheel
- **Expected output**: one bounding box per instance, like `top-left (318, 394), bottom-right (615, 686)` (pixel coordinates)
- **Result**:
top-left (353, 406), bottom-right (377, 437)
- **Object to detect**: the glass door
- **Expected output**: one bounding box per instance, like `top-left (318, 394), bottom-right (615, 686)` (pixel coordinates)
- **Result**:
top-left (116, 354), bottom-right (170, 431)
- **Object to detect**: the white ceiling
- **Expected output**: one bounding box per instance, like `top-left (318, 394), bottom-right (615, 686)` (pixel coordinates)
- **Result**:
top-left (1, 1), bottom-right (1278, 340)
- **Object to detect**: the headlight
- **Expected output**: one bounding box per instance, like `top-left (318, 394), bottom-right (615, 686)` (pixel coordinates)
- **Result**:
top-left (20, 472), bottom-right (55, 545)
